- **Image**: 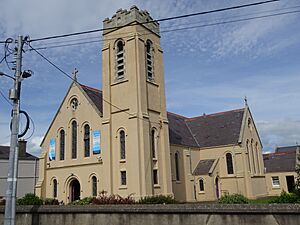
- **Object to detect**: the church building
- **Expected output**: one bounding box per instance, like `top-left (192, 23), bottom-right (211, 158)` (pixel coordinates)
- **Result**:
top-left (36, 6), bottom-right (268, 203)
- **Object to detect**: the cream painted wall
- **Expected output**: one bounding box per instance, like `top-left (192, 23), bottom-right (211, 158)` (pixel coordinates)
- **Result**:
top-left (265, 172), bottom-right (297, 196)
top-left (36, 83), bottom-right (103, 203)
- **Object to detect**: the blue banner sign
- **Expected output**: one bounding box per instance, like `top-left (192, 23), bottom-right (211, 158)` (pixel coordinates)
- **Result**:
top-left (93, 130), bottom-right (101, 154)
top-left (49, 138), bottom-right (56, 161)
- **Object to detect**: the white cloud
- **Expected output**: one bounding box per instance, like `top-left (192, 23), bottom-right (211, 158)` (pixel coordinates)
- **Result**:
top-left (26, 136), bottom-right (43, 157)
top-left (257, 119), bottom-right (300, 152)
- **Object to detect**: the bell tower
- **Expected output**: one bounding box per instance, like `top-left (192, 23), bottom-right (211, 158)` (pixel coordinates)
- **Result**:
top-left (101, 6), bottom-right (172, 198)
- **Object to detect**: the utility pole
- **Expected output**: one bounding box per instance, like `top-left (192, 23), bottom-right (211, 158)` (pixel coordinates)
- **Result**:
top-left (4, 35), bottom-right (25, 225)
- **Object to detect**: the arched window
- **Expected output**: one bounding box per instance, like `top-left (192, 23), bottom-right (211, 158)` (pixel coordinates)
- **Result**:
top-left (251, 140), bottom-right (256, 174)
top-left (199, 179), bottom-right (204, 191)
top-left (92, 176), bottom-right (97, 196)
top-left (226, 153), bottom-right (234, 175)
top-left (84, 124), bottom-right (90, 157)
top-left (151, 129), bottom-right (156, 159)
top-left (53, 179), bottom-right (57, 198)
top-left (145, 40), bottom-right (154, 80)
top-left (116, 40), bottom-right (125, 79)
top-left (246, 140), bottom-right (251, 173)
top-left (255, 142), bottom-right (260, 174)
top-left (59, 129), bottom-right (65, 160)
top-left (71, 121), bottom-right (77, 159)
top-left (120, 130), bottom-right (126, 160)
top-left (175, 152), bottom-right (180, 181)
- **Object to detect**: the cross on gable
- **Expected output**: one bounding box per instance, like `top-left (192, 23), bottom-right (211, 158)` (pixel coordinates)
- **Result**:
top-left (72, 68), bottom-right (78, 81)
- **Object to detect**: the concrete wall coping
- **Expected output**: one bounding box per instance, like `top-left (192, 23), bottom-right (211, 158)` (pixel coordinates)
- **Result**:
top-left (1, 204), bottom-right (300, 214)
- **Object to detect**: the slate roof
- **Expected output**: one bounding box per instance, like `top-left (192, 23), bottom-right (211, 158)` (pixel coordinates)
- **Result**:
top-left (167, 112), bottom-right (198, 147)
top-left (80, 84), bottom-right (103, 113)
top-left (193, 159), bottom-right (215, 175)
top-left (167, 108), bottom-right (245, 148)
top-left (79, 84), bottom-right (245, 149)
top-left (0, 146), bottom-right (38, 160)
top-left (263, 151), bottom-right (296, 173)
top-left (275, 145), bottom-right (299, 153)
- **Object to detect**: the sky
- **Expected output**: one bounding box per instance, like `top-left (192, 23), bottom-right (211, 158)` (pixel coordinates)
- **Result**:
top-left (0, 0), bottom-right (299, 156)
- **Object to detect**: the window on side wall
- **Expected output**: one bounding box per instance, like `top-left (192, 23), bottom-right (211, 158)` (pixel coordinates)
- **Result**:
top-left (199, 179), bottom-right (204, 192)
top-left (272, 176), bottom-right (280, 188)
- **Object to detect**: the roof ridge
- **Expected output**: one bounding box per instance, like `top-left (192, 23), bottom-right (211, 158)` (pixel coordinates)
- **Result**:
top-left (264, 151), bottom-right (296, 156)
top-left (167, 111), bottom-right (187, 119)
top-left (80, 84), bottom-right (102, 93)
top-left (276, 145), bottom-right (299, 149)
top-left (186, 108), bottom-right (245, 121)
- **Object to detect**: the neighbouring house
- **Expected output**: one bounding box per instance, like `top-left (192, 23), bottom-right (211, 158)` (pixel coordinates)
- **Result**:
top-left (0, 140), bottom-right (39, 198)
top-left (264, 145), bottom-right (299, 196)
top-left (35, 6), bottom-right (268, 203)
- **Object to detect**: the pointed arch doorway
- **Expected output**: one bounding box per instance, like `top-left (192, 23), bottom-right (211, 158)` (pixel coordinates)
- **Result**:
top-left (69, 179), bottom-right (81, 202)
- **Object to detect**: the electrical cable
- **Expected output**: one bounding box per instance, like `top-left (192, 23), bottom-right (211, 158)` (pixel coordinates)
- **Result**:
top-left (4, 38), bottom-right (15, 70)
top-left (26, 42), bottom-right (162, 126)
top-left (28, 1), bottom-right (297, 50)
top-left (29, 0), bottom-right (280, 43)
top-left (25, 114), bottom-right (35, 140)
top-left (9, 110), bottom-right (30, 138)
top-left (0, 88), bottom-right (12, 106)
top-left (28, 9), bottom-right (300, 51)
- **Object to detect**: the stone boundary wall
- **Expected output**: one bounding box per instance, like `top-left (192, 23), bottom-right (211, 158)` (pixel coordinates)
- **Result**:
top-left (1, 204), bottom-right (300, 225)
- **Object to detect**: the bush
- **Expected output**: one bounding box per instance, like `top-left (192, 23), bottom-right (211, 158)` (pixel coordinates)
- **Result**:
top-left (69, 197), bottom-right (93, 205)
top-left (92, 191), bottom-right (135, 204)
top-left (44, 198), bottom-right (60, 205)
top-left (138, 195), bottom-right (177, 204)
top-left (268, 191), bottom-right (300, 204)
top-left (218, 194), bottom-right (249, 204)
top-left (17, 193), bottom-right (43, 205)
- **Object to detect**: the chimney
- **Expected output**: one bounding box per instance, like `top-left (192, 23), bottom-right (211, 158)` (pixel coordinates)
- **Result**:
top-left (18, 140), bottom-right (27, 157)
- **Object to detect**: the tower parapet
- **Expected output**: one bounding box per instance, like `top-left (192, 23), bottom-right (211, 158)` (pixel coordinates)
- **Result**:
top-left (103, 5), bottom-right (160, 35)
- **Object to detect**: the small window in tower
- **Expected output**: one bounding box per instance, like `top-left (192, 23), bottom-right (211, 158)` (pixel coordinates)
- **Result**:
top-left (151, 129), bottom-right (156, 159)
top-left (153, 169), bottom-right (158, 185)
top-left (120, 130), bottom-right (126, 160)
top-left (145, 40), bottom-right (154, 81)
top-left (116, 40), bottom-right (125, 79)
top-left (121, 171), bottom-right (127, 186)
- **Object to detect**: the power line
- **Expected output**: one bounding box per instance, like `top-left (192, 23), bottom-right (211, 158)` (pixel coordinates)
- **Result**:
top-left (29, 4), bottom-right (300, 49)
top-left (26, 42), bottom-right (162, 126)
top-left (29, 9), bottom-right (300, 51)
top-left (29, 0), bottom-right (280, 43)
top-left (0, 88), bottom-right (12, 106)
